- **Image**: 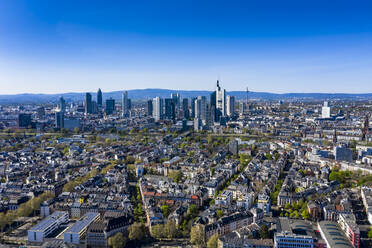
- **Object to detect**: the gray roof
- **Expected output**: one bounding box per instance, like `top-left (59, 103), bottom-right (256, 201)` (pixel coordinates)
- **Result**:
top-left (318, 221), bottom-right (354, 248)
top-left (30, 211), bottom-right (67, 232)
top-left (65, 212), bottom-right (99, 234)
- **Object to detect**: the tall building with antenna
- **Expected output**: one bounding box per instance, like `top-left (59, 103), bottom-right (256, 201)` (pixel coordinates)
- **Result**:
top-left (215, 80), bottom-right (226, 120)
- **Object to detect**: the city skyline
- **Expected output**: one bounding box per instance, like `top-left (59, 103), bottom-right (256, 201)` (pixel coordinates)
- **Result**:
top-left (1, 1), bottom-right (372, 94)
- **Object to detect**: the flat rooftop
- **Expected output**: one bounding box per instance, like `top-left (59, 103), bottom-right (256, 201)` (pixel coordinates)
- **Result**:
top-left (29, 211), bottom-right (67, 232)
top-left (318, 221), bottom-right (354, 248)
top-left (64, 212), bottom-right (99, 234)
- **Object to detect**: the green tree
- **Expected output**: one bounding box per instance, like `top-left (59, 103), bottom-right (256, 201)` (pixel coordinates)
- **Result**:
top-left (217, 209), bottom-right (224, 219)
top-left (301, 209), bottom-right (309, 220)
top-left (161, 205), bottom-right (170, 218)
top-left (190, 224), bottom-right (205, 247)
top-left (265, 153), bottom-right (273, 160)
top-left (294, 210), bottom-right (299, 218)
top-left (128, 222), bottom-right (145, 241)
top-left (63, 147), bottom-right (69, 156)
top-left (165, 220), bottom-right (178, 238)
top-left (108, 232), bottom-right (127, 248)
top-left (0, 213), bottom-right (7, 231)
top-left (259, 224), bottom-right (270, 239)
top-left (151, 224), bottom-right (165, 239)
top-left (168, 170), bottom-right (183, 183)
top-left (207, 233), bottom-right (219, 248)
top-left (187, 204), bottom-right (199, 219)
top-left (368, 227), bottom-right (372, 239)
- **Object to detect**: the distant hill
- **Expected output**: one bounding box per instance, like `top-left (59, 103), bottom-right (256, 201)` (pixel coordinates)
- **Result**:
top-left (0, 89), bottom-right (372, 104)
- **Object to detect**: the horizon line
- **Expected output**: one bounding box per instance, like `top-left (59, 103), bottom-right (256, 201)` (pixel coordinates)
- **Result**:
top-left (1, 88), bottom-right (372, 96)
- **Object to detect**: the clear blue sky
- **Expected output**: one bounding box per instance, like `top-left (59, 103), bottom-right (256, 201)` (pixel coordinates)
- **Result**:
top-left (1, 0), bottom-right (372, 94)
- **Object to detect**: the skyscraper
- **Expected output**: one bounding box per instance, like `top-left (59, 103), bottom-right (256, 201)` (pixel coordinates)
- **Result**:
top-left (153, 97), bottom-right (163, 121)
top-left (195, 96), bottom-right (207, 121)
top-left (191, 97), bottom-right (196, 118)
top-left (226, 95), bottom-right (235, 117)
top-left (85, 93), bottom-right (92, 114)
top-left (18, 113), bottom-right (32, 128)
top-left (171, 93), bottom-right (180, 112)
top-left (122, 91), bottom-right (129, 117)
top-left (91, 101), bottom-right (98, 114)
top-left (164, 98), bottom-right (176, 121)
top-left (105, 98), bottom-right (115, 115)
top-left (321, 101), bottom-right (331, 119)
top-left (147, 99), bottom-right (153, 116)
top-left (56, 97), bottom-right (65, 129)
top-left (182, 98), bottom-right (189, 119)
top-left (239, 102), bottom-right (246, 115)
top-left (55, 111), bottom-right (64, 129)
top-left (59, 97), bottom-right (66, 113)
top-left (215, 80), bottom-right (226, 120)
top-left (210, 91), bottom-right (216, 121)
top-left (97, 88), bottom-right (103, 107)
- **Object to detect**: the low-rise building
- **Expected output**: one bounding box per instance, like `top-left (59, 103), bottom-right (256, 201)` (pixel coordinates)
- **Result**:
top-left (64, 212), bottom-right (100, 244)
top-left (274, 218), bottom-right (315, 248)
top-left (28, 211), bottom-right (69, 243)
top-left (317, 221), bottom-right (354, 248)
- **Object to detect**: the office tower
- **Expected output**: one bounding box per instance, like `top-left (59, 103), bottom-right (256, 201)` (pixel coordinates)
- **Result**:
top-left (128, 99), bottom-right (132, 110)
top-left (164, 98), bottom-right (176, 121)
top-left (122, 91), bottom-right (129, 117)
top-left (152, 97), bottom-right (163, 121)
top-left (195, 96), bottom-right (207, 121)
top-left (205, 103), bottom-right (212, 128)
top-left (59, 97), bottom-right (66, 113)
top-left (210, 91), bottom-right (216, 120)
top-left (226, 95), bottom-right (235, 117)
top-left (55, 111), bottom-right (64, 129)
top-left (215, 80), bottom-right (226, 120)
top-left (147, 100), bottom-right (153, 116)
top-left (321, 101), bottom-right (330, 118)
top-left (85, 93), bottom-right (92, 114)
top-left (194, 117), bottom-right (202, 131)
top-left (240, 102), bottom-right (246, 115)
top-left (105, 98), bottom-right (115, 115)
top-left (246, 87), bottom-right (249, 110)
top-left (191, 97), bottom-right (196, 118)
top-left (171, 93), bottom-right (180, 110)
top-left (91, 101), bottom-right (98, 114)
top-left (18, 113), bottom-right (32, 128)
top-left (182, 98), bottom-right (189, 119)
top-left (97, 88), bottom-right (103, 107)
